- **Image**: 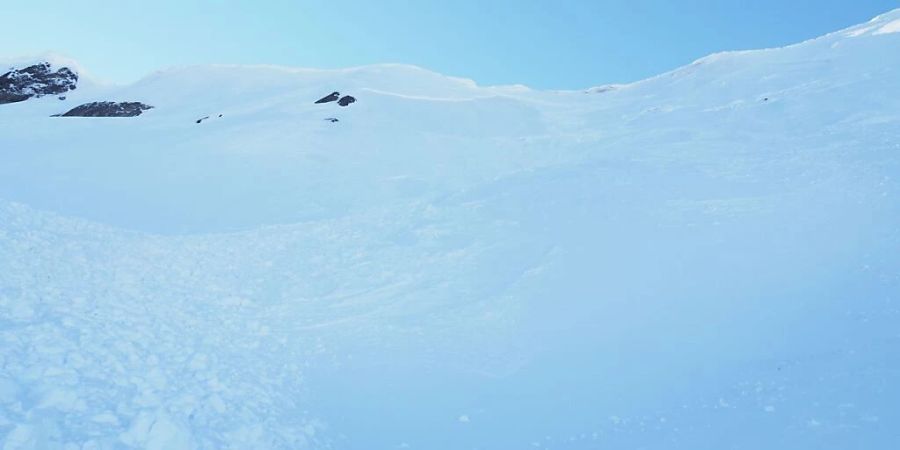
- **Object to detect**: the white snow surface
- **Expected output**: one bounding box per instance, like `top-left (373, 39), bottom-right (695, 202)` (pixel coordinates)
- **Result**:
top-left (2, 9), bottom-right (900, 450)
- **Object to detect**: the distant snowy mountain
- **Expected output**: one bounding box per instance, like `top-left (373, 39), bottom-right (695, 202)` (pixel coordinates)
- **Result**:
top-left (1, 10), bottom-right (899, 450)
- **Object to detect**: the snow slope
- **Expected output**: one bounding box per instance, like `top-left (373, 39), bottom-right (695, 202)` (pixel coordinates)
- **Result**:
top-left (1, 9), bottom-right (900, 450)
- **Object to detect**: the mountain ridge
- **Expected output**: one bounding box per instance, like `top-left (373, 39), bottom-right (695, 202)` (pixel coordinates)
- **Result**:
top-left (4, 8), bottom-right (898, 98)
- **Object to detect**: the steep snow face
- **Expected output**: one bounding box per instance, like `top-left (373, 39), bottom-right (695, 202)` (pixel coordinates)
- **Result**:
top-left (1, 9), bottom-right (900, 450)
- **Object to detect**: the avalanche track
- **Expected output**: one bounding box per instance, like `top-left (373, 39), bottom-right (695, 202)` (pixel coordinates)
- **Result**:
top-left (1, 10), bottom-right (900, 450)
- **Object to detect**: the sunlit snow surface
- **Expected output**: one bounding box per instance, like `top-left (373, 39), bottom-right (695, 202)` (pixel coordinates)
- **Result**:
top-left (2, 10), bottom-right (900, 450)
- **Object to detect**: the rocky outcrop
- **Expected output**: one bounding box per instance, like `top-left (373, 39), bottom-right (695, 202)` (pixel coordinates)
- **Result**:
top-left (337, 95), bottom-right (356, 107)
top-left (0, 62), bottom-right (78, 104)
top-left (315, 92), bottom-right (340, 104)
top-left (56, 102), bottom-right (153, 117)
top-left (315, 92), bottom-right (356, 107)
top-left (195, 114), bottom-right (224, 124)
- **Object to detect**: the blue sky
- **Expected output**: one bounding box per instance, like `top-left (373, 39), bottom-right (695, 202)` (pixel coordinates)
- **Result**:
top-left (3, 0), bottom-right (898, 89)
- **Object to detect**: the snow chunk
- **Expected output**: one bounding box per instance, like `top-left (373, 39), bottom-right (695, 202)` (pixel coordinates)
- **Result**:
top-left (120, 411), bottom-right (196, 450)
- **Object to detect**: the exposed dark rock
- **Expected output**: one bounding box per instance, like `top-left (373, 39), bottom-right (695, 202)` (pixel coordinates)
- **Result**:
top-left (337, 95), bottom-right (356, 107)
top-left (56, 102), bottom-right (153, 117)
top-left (324, 117), bottom-right (339, 123)
top-left (315, 92), bottom-right (340, 104)
top-left (1, 62), bottom-right (78, 105)
top-left (197, 114), bottom-right (223, 123)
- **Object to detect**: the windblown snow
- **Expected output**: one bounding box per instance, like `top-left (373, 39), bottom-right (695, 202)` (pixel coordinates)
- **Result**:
top-left (1, 10), bottom-right (900, 450)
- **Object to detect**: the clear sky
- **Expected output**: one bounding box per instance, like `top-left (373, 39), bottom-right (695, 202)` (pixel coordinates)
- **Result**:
top-left (2, 0), bottom-right (898, 89)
